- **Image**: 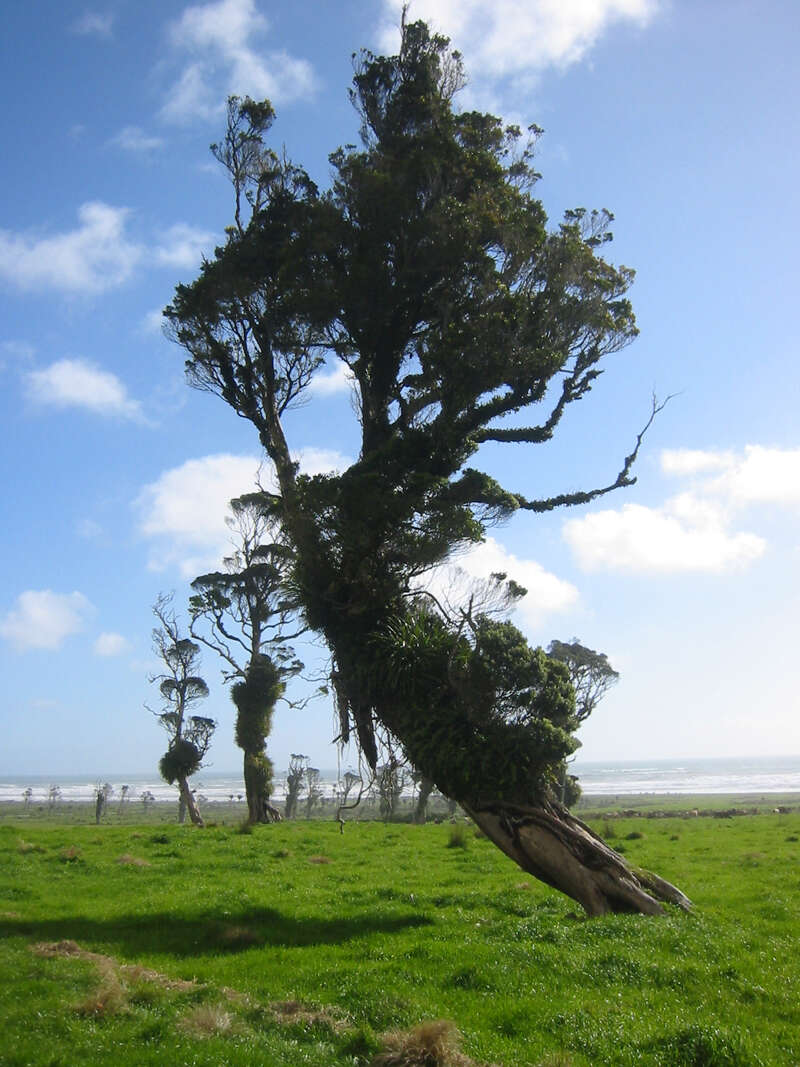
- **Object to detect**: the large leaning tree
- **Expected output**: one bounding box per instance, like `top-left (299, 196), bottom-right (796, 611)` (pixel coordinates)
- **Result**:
top-left (189, 493), bottom-right (302, 823)
top-left (165, 20), bottom-right (689, 915)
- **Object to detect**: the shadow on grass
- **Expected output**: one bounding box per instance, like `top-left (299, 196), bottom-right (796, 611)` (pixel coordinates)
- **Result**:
top-left (0, 906), bottom-right (433, 958)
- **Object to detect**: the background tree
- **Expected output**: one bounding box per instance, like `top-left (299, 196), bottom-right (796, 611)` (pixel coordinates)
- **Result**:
top-left (547, 638), bottom-right (620, 804)
top-left (166, 22), bottom-right (687, 915)
top-left (305, 766), bottom-right (323, 817)
top-left (190, 494), bottom-right (303, 823)
top-left (149, 594), bottom-right (216, 827)
top-left (411, 770), bottom-right (436, 824)
top-left (284, 753), bottom-right (308, 819)
top-left (94, 782), bottom-right (112, 824)
top-left (338, 770), bottom-right (362, 807)
top-left (377, 756), bottom-right (406, 821)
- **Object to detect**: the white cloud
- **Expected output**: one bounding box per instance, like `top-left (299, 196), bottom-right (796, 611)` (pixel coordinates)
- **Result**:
top-left (422, 535), bottom-right (579, 632)
top-left (26, 359), bottom-right (144, 421)
top-left (142, 308), bottom-right (167, 334)
top-left (563, 500), bottom-right (766, 574)
top-left (162, 0), bottom-right (316, 124)
top-left (0, 202), bottom-right (141, 294)
top-left (136, 453), bottom-right (266, 576)
top-left (711, 445), bottom-right (800, 507)
top-left (378, 0), bottom-right (658, 93)
top-left (564, 443), bottom-right (800, 575)
top-left (154, 223), bottom-right (216, 268)
top-left (660, 448), bottom-right (736, 476)
top-left (0, 590), bottom-right (93, 652)
top-left (662, 445), bottom-right (800, 507)
top-left (137, 449), bottom-right (350, 576)
top-left (111, 126), bottom-right (165, 153)
top-left (309, 362), bottom-right (356, 397)
top-left (294, 447), bottom-right (350, 476)
top-left (93, 632), bottom-right (131, 657)
top-left (72, 11), bottom-right (114, 37)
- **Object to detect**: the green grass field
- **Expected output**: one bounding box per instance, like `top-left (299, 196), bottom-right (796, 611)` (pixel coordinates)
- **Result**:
top-left (1, 812), bottom-right (798, 1065)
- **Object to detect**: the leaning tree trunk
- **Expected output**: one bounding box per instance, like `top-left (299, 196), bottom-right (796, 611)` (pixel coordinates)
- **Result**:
top-left (177, 777), bottom-right (204, 827)
top-left (464, 799), bottom-right (691, 916)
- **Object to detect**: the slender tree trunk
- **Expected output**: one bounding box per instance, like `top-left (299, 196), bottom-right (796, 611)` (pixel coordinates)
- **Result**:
top-left (464, 800), bottom-right (691, 917)
top-left (177, 777), bottom-right (204, 827)
top-left (414, 777), bottom-right (435, 824)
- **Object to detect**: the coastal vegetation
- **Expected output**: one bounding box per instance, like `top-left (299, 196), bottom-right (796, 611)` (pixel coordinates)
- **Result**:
top-left (1, 812), bottom-right (798, 1065)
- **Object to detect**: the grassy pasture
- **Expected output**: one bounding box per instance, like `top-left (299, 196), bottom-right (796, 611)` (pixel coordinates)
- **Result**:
top-left (1, 813), bottom-right (798, 1065)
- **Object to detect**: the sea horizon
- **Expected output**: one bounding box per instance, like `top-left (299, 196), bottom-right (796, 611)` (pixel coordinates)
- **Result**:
top-left (2, 754), bottom-right (800, 803)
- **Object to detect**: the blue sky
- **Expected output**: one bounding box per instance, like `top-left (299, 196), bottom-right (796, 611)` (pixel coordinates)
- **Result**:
top-left (1, 0), bottom-right (798, 778)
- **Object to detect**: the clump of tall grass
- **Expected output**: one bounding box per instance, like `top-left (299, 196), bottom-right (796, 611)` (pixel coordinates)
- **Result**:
top-left (178, 1003), bottom-right (235, 1038)
top-left (116, 853), bottom-right (150, 867)
top-left (74, 960), bottom-right (128, 1017)
top-left (371, 1019), bottom-right (477, 1066)
top-left (446, 825), bottom-right (468, 850)
top-left (17, 839), bottom-right (45, 854)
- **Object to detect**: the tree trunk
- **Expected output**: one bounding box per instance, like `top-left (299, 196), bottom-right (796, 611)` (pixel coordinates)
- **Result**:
top-left (464, 799), bottom-right (691, 917)
top-left (177, 777), bottom-right (204, 827)
top-left (413, 777), bottom-right (434, 824)
top-left (243, 754), bottom-right (282, 823)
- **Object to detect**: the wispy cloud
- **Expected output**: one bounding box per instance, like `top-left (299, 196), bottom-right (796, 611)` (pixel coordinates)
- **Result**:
top-left (563, 499), bottom-right (766, 575)
top-left (26, 359), bottom-right (144, 421)
top-left (561, 443), bottom-right (800, 575)
top-left (110, 126), bottom-right (165, 153)
top-left (0, 202), bottom-right (142, 294)
top-left (421, 536), bottom-right (579, 633)
top-left (154, 223), bottom-right (216, 268)
top-left (136, 448), bottom-right (349, 576)
top-left (0, 590), bottom-right (93, 652)
top-left (378, 0), bottom-right (659, 104)
top-left (93, 632), bottom-right (131, 657)
top-left (71, 10), bottom-right (114, 37)
top-left (161, 0), bottom-right (316, 124)
top-left (309, 362), bottom-right (357, 397)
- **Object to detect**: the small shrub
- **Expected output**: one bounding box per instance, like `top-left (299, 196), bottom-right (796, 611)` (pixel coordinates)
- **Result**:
top-left (625, 830), bottom-right (644, 840)
top-left (446, 825), bottom-right (468, 850)
top-left (236, 820), bottom-right (254, 835)
top-left (274, 848), bottom-right (291, 858)
top-left (602, 822), bottom-right (617, 839)
top-left (59, 846), bottom-right (82, 863)
top-left (150, 833), bottom-right (170, 844)
top-left (785, 834), bottom-right (798, 842)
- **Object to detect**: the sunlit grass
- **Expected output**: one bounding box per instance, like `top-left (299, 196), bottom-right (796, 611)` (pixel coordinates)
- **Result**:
top-left (0, 813), bottom-right (798, 1064)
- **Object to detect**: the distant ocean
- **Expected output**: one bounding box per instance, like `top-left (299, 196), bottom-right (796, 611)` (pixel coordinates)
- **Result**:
top-left (2, 755), bottom-right (800, 804)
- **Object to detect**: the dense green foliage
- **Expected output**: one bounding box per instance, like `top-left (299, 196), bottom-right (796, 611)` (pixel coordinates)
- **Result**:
top-left (1, 814), bottom-right (798, 1064)
top-left (165, 20), bottom-right (645, 813)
